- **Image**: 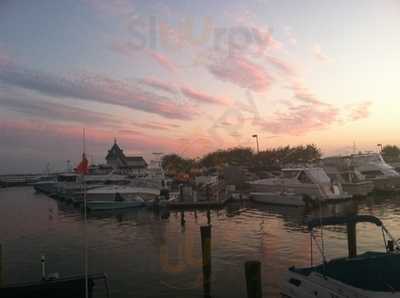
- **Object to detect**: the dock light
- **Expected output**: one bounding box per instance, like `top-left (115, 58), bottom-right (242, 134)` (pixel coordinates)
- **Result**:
top-left (252, 134), bottom-right (260, 154)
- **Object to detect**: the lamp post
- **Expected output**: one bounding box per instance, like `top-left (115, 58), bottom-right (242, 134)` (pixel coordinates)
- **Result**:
top-left (252, 134), bottom-right (259, 154)
top-left (377, 144), bottom-right (383, 153)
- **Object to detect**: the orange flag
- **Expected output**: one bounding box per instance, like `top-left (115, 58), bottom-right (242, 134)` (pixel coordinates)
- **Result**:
top-left (75, 153), bottom-right (89, 175)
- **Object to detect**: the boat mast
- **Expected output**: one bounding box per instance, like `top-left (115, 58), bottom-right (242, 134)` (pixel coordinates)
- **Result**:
top-left (83, 128), bottom-right (89, 298)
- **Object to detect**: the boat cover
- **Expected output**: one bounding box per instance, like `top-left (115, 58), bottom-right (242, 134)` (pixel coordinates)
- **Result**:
top-left (293, 251), bottom-right (400, 292)
top-left (307, 215), bottom-right (382, 230)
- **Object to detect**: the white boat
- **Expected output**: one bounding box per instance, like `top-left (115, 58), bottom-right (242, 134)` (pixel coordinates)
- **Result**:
top-left (54, 173), bottom-right (130, 198)
top-left (85, 185), bottom-right (160, 202)
top-left (350, 152), bottom-right (400, 192)
top-left (250, 192), bottom-right (308, 207)
top-left (248, 167), bottom-right (352, 203)
top-left (86, 195), bottom-right (145, 211)
top-left (320, 156), bottom-right (375, 197)
top-left (281, 215), bottom-right (400, 298)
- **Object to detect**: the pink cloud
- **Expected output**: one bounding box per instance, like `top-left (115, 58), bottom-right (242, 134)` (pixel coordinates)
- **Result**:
top-left (254, 104), bottom-right (339, 135)
top-left (290, 80), bottom-right (328, 106)
top-left (145, 49), bottom-right (177, 73)
top-left (313, 44), bottom-right (332, 63)
top-left (112, 43), bottom-right (178, 73)
top-left (250, 26), bottom-right (282, 54)
top-left (266, 55), bottom-right (296, 76)
top-left (138, 77), bottom-right (178, 95)
top-left (139, 77), bottom-right (232, 106)
top-left (180, 86), bottom-right (231, 105)
top-left (131, 121), bottom-right (180, 131)
top-left (349, 101), bottom-right (372, 120)
top-left (0, 61), bottom-right (197, 120)
top-left (207, 53), bottom-right (272, 92)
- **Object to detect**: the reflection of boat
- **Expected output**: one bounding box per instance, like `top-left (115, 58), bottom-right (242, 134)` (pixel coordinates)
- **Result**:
top-left (321, 156), bottom-right (374, 197)
top-left (248, 168), bottom-right (352, 202)
top-left (86, 195), bottom-right (145, 211)
top-left (282, 215), bottom-right (400, 297)
top-left (250, 192), bottom-right (307, 207)
top-left (350, 153), bottom-right (400, 192)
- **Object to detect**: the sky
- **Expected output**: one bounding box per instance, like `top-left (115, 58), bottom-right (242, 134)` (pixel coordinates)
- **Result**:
top-left (0, 0), bottom-right (400, 173)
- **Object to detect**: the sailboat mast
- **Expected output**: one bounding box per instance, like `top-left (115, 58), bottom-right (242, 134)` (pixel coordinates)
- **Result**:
top-left (82, 128), bottom-right (88, 298)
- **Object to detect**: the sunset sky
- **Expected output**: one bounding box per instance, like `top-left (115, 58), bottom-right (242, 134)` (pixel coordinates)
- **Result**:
top-left (1, 0), bottom-right (399, 173)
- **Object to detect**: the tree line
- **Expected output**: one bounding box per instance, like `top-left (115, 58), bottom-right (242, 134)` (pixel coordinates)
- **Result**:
top-left (161, 144), bottom-right (400, 175)
top-left (162, 144), bottom-right (322, 174)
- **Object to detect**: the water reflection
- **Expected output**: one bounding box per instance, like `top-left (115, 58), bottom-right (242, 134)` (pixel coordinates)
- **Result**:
top-left (2, 188), bottom-right (400, 297)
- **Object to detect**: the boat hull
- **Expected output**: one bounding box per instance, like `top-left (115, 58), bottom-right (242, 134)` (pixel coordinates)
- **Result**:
top-left (250, 192), bottom-right (306, 207)
top-left (281, 269), bottom-right (400, 298)
top-left (342, 181), bottom-right (374, 197)
top-left (86, 200), bottom-right (145, 210)
top-left (370, 176), bottom-right (400, 192)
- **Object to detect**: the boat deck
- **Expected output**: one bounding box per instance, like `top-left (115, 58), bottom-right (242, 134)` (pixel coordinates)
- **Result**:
top-left (293, 251), bottom-right (400, 292)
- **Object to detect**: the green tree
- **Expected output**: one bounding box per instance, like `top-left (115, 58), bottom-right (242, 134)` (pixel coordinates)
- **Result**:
top-left (381, 145), bottom-right (400, 161)
top-left (162, 154), bottom-right (194, 173)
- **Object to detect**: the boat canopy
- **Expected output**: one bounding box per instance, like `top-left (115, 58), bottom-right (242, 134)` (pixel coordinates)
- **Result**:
top-left (307, 215), bottom-right (382, 230)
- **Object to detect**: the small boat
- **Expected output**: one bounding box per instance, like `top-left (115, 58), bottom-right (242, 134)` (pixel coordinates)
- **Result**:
top-left (0, 254), bottom-right (109, 298)
top-left (86, 194), bottom-right (145, 210)
top-left (350, 152), bottom-right (400, 192)
top-left (0, 273), bottom-right (109, 298)
top-left (321, 156), bottom-right (375, 197)
top-left (250, 192), bottom-right (310, 207)
top-left (281, 215), bottom-right (400, 297)
top-left (248, 167), bottom-right (352, 203)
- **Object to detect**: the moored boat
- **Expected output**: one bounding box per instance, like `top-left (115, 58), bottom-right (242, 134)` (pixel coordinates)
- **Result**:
top-left (350, 152), bottom-right (400, 192)
top-left (281, 215), bottom-right (400, 297)
top-left (321, 156), bottom-right (375, 197)
top-left (248, 167), bottom-right (352, 204)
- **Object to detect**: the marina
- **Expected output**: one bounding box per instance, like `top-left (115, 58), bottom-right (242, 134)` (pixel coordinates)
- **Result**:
top-left (2, 187), bottom-right (400, 297)
top-left (1, 2), bottom-right (400, 296)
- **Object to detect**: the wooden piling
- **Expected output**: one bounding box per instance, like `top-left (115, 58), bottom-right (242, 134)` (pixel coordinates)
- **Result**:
top-left (200, 225), bottom-right (211, 298)
top-left (0, 244), bottom-right (3, 287)
top-left (180, 211), bottom-right (185, 226)
top-left (347, 222), bottom-right (357, 258)
top-left (245, 260), bottom-right (262, 298)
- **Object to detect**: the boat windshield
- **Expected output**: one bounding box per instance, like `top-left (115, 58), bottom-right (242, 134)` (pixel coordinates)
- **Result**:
top-left (282, 170), bottom-right (300, 179)
top-left (352, 153), bottom-right (384, 165)
top-left (306, 168), bottom-right (330, 184)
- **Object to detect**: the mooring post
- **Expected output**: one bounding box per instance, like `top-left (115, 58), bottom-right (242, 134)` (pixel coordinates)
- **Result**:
top-left (180, 211), bottom-right (185, 226)
top-left (41, 255), bottom-right (46, 280)
top-left (245, 260), bottom-right (262, 298)
top-left (201, 225), bottom-right (212, 298)
top-left (347, 222), bottom-right (357, 258)
top-left (0, 243), bottom-right (3, 287)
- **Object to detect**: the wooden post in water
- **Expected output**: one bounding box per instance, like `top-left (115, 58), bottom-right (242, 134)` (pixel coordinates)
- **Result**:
top-left (347, 222), bottom-right (357, 258)
top-left (245, 261), bottom-right (262, 298)
top-left (180, 211), bottom-right (185, 226)
top-left (201, 225), bottom-right (211, 298)
top-left (0, 243), bottom-right (3, 287)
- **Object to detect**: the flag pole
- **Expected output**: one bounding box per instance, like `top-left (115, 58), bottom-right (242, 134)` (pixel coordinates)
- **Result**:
top-left (83, 128), bottom-right (88, 298)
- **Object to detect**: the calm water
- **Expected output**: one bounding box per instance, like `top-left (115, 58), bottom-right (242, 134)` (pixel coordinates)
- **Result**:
top-left (1, 187), bottom-right (400, 297)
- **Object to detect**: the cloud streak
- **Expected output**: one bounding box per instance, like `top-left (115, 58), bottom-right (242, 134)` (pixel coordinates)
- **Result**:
top-left (0, 95), bottom-right (119, 125)
top-left (207, 53), bottom-right (272, 92)
top-left (0, 61), bottom-right (197, 120)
